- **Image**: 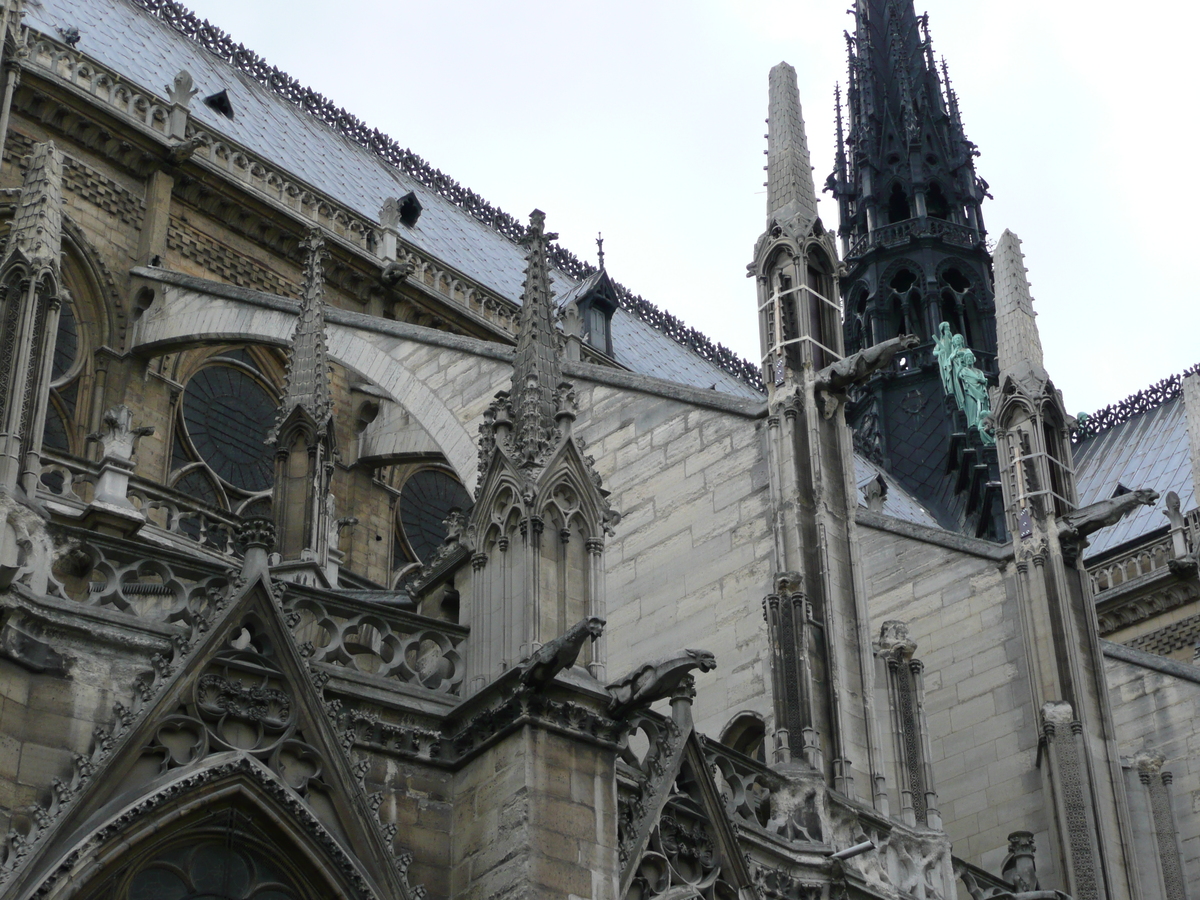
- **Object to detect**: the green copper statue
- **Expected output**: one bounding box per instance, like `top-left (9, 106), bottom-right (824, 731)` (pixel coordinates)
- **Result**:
top-left (934, 322), bottom-right (995, 445)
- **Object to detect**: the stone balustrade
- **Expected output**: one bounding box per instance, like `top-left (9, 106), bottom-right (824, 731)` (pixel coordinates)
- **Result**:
top-left (847, 217), bottom-right (981, 259)
top-left (287, 592), bottom-right (467, 696)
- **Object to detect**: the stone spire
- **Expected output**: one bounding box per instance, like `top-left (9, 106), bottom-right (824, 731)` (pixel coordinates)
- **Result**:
top-left (767, 62), bottom-right (818, 235)
top-left (510, 209), bottom-right (562, 465)
top-left (2, 141), bottom-right (62, 281)
top-left (0, 141), bottom-right (65, 496)
top-left (992, 230), bottom-right (1046, 387)
top-left (273, 228), bottom-right (333, 440)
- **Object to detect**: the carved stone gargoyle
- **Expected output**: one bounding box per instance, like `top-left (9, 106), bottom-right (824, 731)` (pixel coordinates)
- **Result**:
top-left (605, 649), bottom-right (716, 719)
top-left (1057, 488), bottom-right (1158, 565)
top-left (814, 334), bottom-right (920, 418)
top-left (517, 616), bottom-right (606, 690)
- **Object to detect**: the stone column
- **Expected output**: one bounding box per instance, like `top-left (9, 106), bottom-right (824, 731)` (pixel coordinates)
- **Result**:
top-left (450, 681), bottom-right (619, 900)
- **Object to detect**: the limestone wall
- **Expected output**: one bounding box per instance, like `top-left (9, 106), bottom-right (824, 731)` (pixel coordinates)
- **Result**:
top-left (572, 384), bottom-right (774, 739)
top-left (1104, 645), bottom-right (1200, 889)
top-left (857, 523), bottom-right (1055, 883)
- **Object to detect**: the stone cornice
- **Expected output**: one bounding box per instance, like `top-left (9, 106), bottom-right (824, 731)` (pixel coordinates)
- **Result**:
top-left (855, 509), bottom-right (1012, 562)
top-left (1101, 639), bottom-right (1200, 686)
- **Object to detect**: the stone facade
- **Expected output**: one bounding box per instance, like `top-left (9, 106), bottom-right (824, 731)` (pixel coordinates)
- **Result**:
top-left (0, 0), bottom-right (1195, 899)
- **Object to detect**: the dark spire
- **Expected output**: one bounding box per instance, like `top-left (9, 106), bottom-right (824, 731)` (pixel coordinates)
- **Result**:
top-left (834, 0), bottom-right (1003, 539)
top-left (596, 232), bottom-right (605, 270)
top-left (272, 228), bottom-right (333, 440)
top-left (510, 209), bottom-right (562, 465)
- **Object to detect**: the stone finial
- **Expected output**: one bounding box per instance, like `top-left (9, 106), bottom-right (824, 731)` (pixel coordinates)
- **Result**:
top-left (81, 406), bottom-right (153, 537)
top-left (166, 69), bottom-right (198, 107)
top-left (86, 405), bottom-right (154, 463)
top-left (1040, 700), bottom-right (1075, 736)
top-left (271, 228), bottom-right (333, 442)
top-left (237, 516), bottom-right (276, 579)
top-left (993, 230), bottom-right (1047, 387)
top-left (1000, 831), bottom-right (1039, 892)
top-left (1, 141), bottom-right (63, 280)
top-left (767, 62), bottom-right (819, 234)
top-left (510, 210), bottom-right (564, 467)
top-left (877, 620), bottom-right (917, 659)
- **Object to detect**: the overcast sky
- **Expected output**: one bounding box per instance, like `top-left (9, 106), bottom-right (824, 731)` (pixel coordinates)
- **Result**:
top-left (182, 0), bottom-right (1198, 415)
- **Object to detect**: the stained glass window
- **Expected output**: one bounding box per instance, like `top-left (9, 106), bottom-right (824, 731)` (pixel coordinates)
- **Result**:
top-left (174, 468), bottom-right (221, 509)
top-left (398, 470), bottom-right (471, 563)
top-left (52, 299), bottom-right (77, 381)
top-left (182, 366), bottom-right (276, 492)
top-left (42, 402), bottom-right (69, 452)
top-left (126, 840), bottom-right (299, 900)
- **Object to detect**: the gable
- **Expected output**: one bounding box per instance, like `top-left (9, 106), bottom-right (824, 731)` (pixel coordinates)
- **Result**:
top-left (0, 572), bottom-right (417, 900)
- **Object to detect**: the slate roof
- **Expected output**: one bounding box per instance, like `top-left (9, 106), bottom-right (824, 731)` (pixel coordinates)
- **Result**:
top-left (33, 0), bottom-right (761, 399)
top-left (1073, 395), bottom-right (1194, 559)
top-left (853, 455), bottom-right (942, 530)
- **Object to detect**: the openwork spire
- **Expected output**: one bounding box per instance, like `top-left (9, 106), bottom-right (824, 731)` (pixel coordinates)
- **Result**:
top-left (993, 230), bottom-right (1046, 385)
top-left (510, 209), bottom-right (563, 464)
top-left (274, 228), bottom-right (333, 438)
top-left (2, 141), bottom-right (63, 281)
top-left (767, 62), bottom-right (818, 234)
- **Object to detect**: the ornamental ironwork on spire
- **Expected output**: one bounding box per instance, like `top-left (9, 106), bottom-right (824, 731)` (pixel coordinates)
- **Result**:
top-left (272, 228), bottom-right (333, 440)
top-left (510, 209), bottom-right (563, 466)
top-left (1, 141), bottom-right (63, 283)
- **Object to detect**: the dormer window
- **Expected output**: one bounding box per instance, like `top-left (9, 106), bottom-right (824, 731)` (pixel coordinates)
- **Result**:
top-left (203, 89), bottom-right (234, 119)
top-left (565, 267), bottom-right (619, 358)
top-left (579, 296), bottom-right (614, 356)
top-left (398, 191), bottom-right (422, 227)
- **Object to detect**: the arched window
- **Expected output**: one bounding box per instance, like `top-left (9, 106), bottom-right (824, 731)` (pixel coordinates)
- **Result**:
top-left (394, 466), bottom-right (472, 566)
top-left (39, 248), bottom-right (100, 460)
top-left (887, 184), bottom-right (911, 224)
top-left (720, 713), bottom-right (767, 763)
top-left (171, 347), bottom-right (280, 514)
top-left (887, 268), bottom-right (922, 339)
top-left (122, 839), bottom-right (302, 900)
top-left (926, 182), bottom-right (951, 220)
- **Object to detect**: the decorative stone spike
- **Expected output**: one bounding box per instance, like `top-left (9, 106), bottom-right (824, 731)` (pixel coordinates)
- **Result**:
top-left (767, 63), bottom-right (818, 233)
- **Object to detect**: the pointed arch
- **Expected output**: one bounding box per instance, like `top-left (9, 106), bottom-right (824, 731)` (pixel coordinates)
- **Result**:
top-left (35, 755), bottom-right (385, 900)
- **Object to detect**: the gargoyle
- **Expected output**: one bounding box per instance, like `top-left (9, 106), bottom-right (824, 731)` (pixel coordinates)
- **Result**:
top-left (1057, 489), bottom-right (1158, 544)
top-left (168, 134), bottom-right (207, 165)
top-left (814, 334), bottom-right (920, 418)
top-left (381, 259), bottom-right (416, 287)
top-left (605, 649), bottom-right (716, 718)
top-left (517, 616), bottom-right (606, 689)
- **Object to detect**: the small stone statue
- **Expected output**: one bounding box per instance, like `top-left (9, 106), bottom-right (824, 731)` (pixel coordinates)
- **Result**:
top-left (517, 616), bottom-right (606, 689)
top-left (605, 649), bottom-right (717, 718)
